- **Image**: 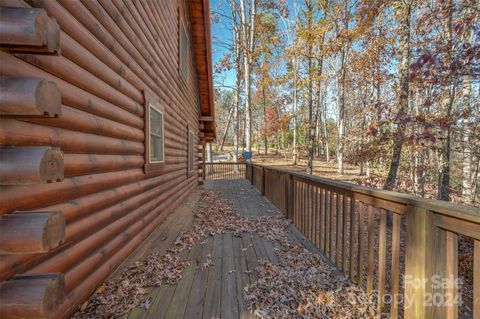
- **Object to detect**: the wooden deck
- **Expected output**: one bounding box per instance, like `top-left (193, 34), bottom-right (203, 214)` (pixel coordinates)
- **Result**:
top-left (117, 179), bottom-right (324, 319)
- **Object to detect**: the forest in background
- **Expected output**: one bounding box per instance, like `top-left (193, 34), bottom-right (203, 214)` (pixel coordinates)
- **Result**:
top-left (210, 0), bottom-right (480, 206)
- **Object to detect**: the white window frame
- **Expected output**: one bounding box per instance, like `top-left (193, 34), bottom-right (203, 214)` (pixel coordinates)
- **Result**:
top-left (148, 103), bottom-right (165, 164)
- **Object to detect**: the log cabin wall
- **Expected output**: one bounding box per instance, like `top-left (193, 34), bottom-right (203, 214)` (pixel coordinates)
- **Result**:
top-left (0, 0), bottom-right (213, 318)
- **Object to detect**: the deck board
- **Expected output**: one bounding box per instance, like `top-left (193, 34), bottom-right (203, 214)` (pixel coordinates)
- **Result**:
top-left (184, 237), bottom-right (213, 318)
top-left (118, 179), bottom-right (328, 319)
top-left (220, 233), bottom-right (239, 319)
top-left (202, 234), bottom-right (223, 319)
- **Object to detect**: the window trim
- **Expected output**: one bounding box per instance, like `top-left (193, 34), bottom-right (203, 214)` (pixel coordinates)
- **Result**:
top-left (148, 104), bottom-right (165, 164)
top-left (144, 90), bottom-right (166, 174)
top-left (179, 19), bottom-right (189, 80)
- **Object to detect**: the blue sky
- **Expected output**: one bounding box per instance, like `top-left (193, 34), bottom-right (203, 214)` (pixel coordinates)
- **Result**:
top-left (210, 0), bottom-right (236, 88)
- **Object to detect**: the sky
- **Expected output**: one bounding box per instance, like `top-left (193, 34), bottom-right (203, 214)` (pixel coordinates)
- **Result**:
top-left (209, 0), bottom-right (298, 89)
top-left (210, 0), bottom-right (236, 88)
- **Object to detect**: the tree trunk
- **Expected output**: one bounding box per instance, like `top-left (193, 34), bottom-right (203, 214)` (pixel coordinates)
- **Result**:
top-left (323, 97), bottom-right (330, 162)
top-left (384, 1), bottom-right (411, 190)
top-left (306, 5), bottom-right (315, 175)
top-left (233, 92), bottom-right (240, 172)
top-left (462, 79), bottom-right (472, 202)
top-left (461, 13), bottom-right (474, 202)
top-left (292, 56), bottom-right (298, 165)
top-left (263, 87), bottom-right (268, 155)
top-left (336, 0), bottom-right (349, 175)
top-left (220, 103), bottom-right (234, 151)
top-left (437, 0), bottom-right (454, 201)
top-left (239, 0), bottom-right (256, 153)
top-left (231, 0), bottom-right (242, 171)
top-left (337, 48), bottom-right (346, 175)
top-left (316, 107), bottom-right (321, 156)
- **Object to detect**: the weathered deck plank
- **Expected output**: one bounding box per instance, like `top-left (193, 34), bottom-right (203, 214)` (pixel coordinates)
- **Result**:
top-left (220, 233), bottom-right (239, 319)
top-left (202, 234), bottom-right (223, 319)
top-left (117, 179), bottom-right (330, 319)
top-left (184, 237), bottom-right (213, 318)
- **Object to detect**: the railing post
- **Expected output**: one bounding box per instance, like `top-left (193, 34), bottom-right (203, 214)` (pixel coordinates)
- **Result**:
top-left (404, 205), bottom-right (449, 319)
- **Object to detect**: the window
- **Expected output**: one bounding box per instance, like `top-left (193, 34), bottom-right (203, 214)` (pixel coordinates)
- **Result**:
top-left (188, 129), bottom-right (195, 173)
top-left (144, 90), bottom-right (166, 174)
top-left (179, 21), bottom-right (189, 79)
top-left (149, 105), bottom-right (164, 163)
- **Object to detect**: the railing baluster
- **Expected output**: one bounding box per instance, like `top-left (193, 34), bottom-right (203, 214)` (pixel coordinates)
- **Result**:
top-left (310, 184), bottom-right (314, 242)
top-left (296, 179), bottom-right (300, 229)
top-left (310, 184), bottom-right (315, 242)
top-left (474, 240), bottom-right (479, 319)
top-left (343, 195), bottom-right (348, 273)
top-left (298, 181), bottom-right (302, 232)
top-left (367, 205), bottom-right (375, 293)
top-left (445, 231), bottom-right (458, 319)
top-left (349, 197), bottom-right (356, 279)
top-left (314, 186), bottom-right (321, 248)
top-left (336, 192), bottom-right (342, 269)
top-left (325, 190), bottom-right (330, 257)
top-left (357, 202), bottom-right (365, 287)
top-left (390, 213), bottom-right (401, 319)
top-left (303, 182), bottom-right (307, 235)
top-left (320, 188), bottom-right (325, 252)
top-left (329, 191), bottom-right (334, 260)
top-left (305, 183), bottom-right (310, 240)
top-left (298, 180), bottom-right (301, 230)
top-left (378, 210), bottom-right (387, 308)
top-left (294, 179), bottom-right (298, 228)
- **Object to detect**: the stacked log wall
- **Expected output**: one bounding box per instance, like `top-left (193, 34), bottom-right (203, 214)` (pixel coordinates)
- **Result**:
top-left (0, 0), bottom-right (202, 317)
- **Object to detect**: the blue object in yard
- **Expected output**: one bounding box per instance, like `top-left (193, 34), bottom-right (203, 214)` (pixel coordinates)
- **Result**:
top-left (242, 151), bottom-right (252, 160)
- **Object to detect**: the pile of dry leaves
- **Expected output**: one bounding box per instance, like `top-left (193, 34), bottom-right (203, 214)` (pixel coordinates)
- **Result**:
top-left (72, 190), bottom-right (380, 318)
top-left (242, 213), bottom-right (380, 318)
top-left (72, 253), bottom-right (185, 318)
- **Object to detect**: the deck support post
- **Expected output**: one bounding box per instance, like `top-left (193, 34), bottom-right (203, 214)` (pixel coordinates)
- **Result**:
top-left (404, 205), bottom-right (449, 319)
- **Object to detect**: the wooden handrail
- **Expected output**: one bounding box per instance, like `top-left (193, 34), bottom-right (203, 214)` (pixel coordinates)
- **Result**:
top-left (249, 163), bottom-right (480, 223)
top-left (246, 162), bottom-right (480, 319)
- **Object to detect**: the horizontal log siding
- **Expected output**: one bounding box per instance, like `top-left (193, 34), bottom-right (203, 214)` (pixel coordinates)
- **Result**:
top-left (0, 0), bottom-right (202, 317)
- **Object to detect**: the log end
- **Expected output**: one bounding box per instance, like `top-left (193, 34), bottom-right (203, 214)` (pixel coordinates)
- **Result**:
top-left (0, 7), bottom-right (60, 55)
top-left (41, 211), bottom-right (66, 251)
top-left (0, 77), bottom-right (61, 117)
top-left (0, 273), bottom-right (65, 319)
top-left (40, 147), bottom-right (64, 183)
top-left (0, 212), bottom-right (65, 254)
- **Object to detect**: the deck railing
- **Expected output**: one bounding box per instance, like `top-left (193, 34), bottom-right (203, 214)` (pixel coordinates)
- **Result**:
top-left (244, 163), bottom-right (479, 319)
top-left (203, 162), bottom-right (247, 180)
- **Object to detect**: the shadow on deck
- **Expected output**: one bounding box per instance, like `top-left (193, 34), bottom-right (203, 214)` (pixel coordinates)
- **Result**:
top-left (108, 179), bottom-right (332, 319)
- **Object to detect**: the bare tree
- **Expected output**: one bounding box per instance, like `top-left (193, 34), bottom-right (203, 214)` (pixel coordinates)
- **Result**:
top-left (437, 0), bottom-right (455, 201)
top-left (384, 0), bottom-right (413, 190)
top-left (239, 0), bottom-right (256, 152)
